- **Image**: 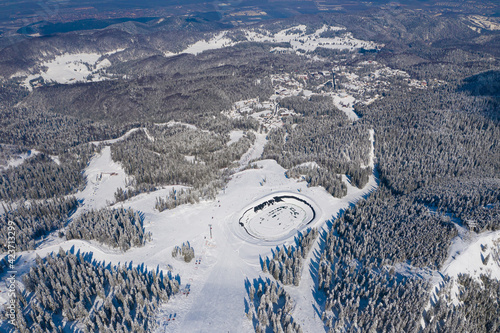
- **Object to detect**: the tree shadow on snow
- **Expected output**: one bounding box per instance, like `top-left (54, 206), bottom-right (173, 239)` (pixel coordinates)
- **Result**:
top-left (307, 212), bottom-right (347, 329)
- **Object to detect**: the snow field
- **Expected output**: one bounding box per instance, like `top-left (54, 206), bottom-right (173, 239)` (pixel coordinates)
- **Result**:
top-left (228, 130), bottom-right (245, 146)
top-left (75, 146), bottom-right (128, 211)
top-left (238, 132), bottom-right (267, 167)
top-left (428, 228), bottom-right (500, 307)
top-left (243, 24), bottom-right (380, 54)
top-left (166, 24), bottom-right (381, 59)
top-left (182, 31), bottom-right (236, 55)
top-left (331, 92), bottom-right (359, 121)
top-left (5, 148), bottom-right (377, 332)
top-left (468, 15), bottom-right (500, 31)
top-left (445, 232), bottom-right (500, 281)
top-left (0, 149), bottom-right (40, 171)
top-left (16, 52), bottom-right (115, 90)
top-left (444, 231), bottom-right (500, 304)
top-left (411, 213), bottom-right (500, 329)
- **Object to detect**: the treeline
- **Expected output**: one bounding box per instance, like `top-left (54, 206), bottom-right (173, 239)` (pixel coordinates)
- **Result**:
top-left (286, 166), bottom-right (347, 198)
top-left (317, 187), bottom-right (442, 331)
top-left (9, 250), bottom-right (178, 332)
top-left (355, 87), bottom-right (500, 234)
top-left (154, 172), bottom-right (233, 212)
top-left (261, 228), bottom-right (318, 286)
top-left (322, 186), bottom-right (457, 270)
top-left (245, 278), bottom-right (302, 333)
top-left (21, 44), bottom-right (277, 126)
top-left (356, 88), bottom-right (500, 196)
top-left (0, 151), bottom-right (92, 201)
top-left (263, 112), bottom-right (372, 193)
top-left (0, 106), bottom-right (125, 155)
top-left (0, 197), bottom-right (78, 252)
top-left (66, 208), bottom-right (148, 251)
top-left (423, 274), bottom-right (500, 332)
top-left (154, 186), bottom-right (219, 212)
top-left (279, 95), bottom-right (346, 117)
top-left (114, 183), bottom-right (158, 203)
top-left (315, 85), bottom-right (500, 329)
top-left (112, 125), bottom-right (252, 203)
top-left (411, 177), bottom-right (500, 232)
top-left (318, 257), bottom-right (429, 332)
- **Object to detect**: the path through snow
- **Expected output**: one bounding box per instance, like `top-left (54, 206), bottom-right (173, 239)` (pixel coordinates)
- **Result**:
top-left (238, 132), bottom-right (267, 167)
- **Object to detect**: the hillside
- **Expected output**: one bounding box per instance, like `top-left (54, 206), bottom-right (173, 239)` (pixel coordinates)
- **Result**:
top-left (0, 2), bottom-right (499, 332)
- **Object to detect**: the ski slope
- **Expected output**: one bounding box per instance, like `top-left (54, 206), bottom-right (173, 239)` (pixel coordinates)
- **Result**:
top-left (76, 146), bottom-right (129, 211)
top-left (3, 123), bottom-right (378, 332)
top-left (331, 93), bottom-right (359, 121)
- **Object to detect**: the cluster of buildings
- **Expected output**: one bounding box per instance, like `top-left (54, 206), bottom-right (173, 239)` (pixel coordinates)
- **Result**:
top-left (224, 60), bottom-right (439, 131)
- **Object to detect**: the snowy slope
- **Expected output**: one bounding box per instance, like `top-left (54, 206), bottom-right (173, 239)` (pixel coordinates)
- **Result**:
top-left (444, 231), bottom-right (500, 281)
top-left (76, 146), bottom-right (129, 211)
top-left (14, 52), bottom-right (117, 90)
top-left (238, 132), bottom-right (267, 167)
top-left (11, 24), bottom-right (382, 91)
top-left (468, 15), bottom-right (500, 31)
top-left (90, 127), bottom-right (148, 145)
top-left (169, 24), bottom-right (381, 58)
top-left (228, 130), bottom-right (245, 146)
top-left (331, 93), bottom-right (359, 121)
top-left (2, 122), bottom-right (378, 332)
top-left (182, 31), bottom-right (236, 55)
top-left (427, 226), bottom-right (500, 307)
top-left (0, 150), bottom-right (40, 171)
